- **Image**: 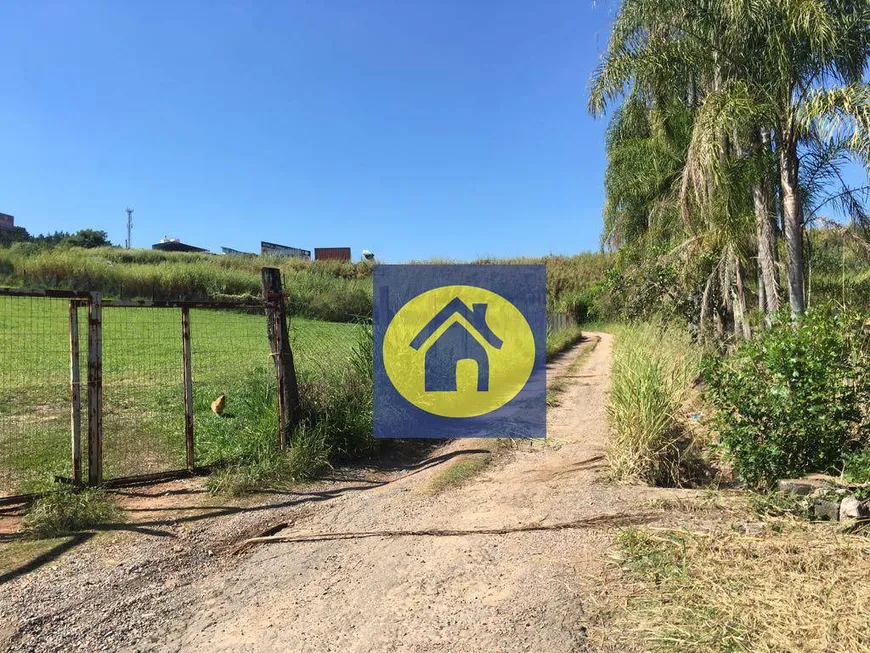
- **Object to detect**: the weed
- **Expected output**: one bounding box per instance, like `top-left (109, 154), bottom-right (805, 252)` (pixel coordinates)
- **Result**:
top-left (546, 378), bottom-right (568, 407)
top-left (429, 453), bottom-right (492, 492)
top-left (201, 323), bottom-right (374, 495)
top-left (22, 486), bottom-right (122, 538)
top-left (616, 528), bottom-right (689, 582)
top-left (205, 428), bottom-right (331, 496)
top-left (749, 491), bottom-right (814, 519)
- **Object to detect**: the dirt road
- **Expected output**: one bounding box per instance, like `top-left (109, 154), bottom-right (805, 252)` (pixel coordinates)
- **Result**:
top-left (1, 333), bottom-right (675, 652)
top-left (166, 332), bottom-right (657, 653)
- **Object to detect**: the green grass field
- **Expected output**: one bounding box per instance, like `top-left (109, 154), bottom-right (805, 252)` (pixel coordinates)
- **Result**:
top-left (0, 295), bottom-right (358, 495)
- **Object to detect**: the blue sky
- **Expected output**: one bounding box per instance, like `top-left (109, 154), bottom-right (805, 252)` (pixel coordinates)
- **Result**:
top-left (0, 1), bottom-right (616, 262)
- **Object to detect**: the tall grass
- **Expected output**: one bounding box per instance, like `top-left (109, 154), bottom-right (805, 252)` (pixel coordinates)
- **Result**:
top-left (200, 322), bottom-right (374, 495)
top-left (546, 324), bottom-right (584, 360)
top-left (607, 323), bottom-right (701, 486)
top-left (0, 245), bottom-right (373, 322)
top-left (0, 245), bottom-right (612, 323)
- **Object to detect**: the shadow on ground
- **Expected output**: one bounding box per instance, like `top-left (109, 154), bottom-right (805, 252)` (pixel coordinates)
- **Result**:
top-left (0, 444), bottom-right (496, 585)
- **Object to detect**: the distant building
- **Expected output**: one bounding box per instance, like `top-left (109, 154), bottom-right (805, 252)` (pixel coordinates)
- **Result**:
top-left (315, 247), bottom-right (352, 262)
top-left (152, 237), bottom-right (208, 253)
top-left (0, 213), bottom-right (14, 232)
top-left (221, 246), bottom-right (255, 256)
top-left (261, 241), bottom-right (311, 259)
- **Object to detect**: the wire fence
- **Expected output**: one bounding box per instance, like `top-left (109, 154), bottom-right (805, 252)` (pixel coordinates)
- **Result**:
top-left (1, 275), bottom-right (572, 498)
top-left (0, 271), bottom-right (367, 499)
top-left (101, 306), bottom-right (186, 480)
top-left (0, 294), bottom-right (78, 495)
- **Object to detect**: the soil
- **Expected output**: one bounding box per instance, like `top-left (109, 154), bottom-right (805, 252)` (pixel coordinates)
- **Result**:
top-left (0, 334), bottom-right (708, 652)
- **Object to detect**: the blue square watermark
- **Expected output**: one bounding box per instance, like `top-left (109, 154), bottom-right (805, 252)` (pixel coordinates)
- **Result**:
top-left (374, 265), bottom-right (546, 439)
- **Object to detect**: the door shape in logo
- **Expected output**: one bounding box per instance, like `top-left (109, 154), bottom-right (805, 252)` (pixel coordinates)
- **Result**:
top-left (409, 298), bottom-right (503, 392)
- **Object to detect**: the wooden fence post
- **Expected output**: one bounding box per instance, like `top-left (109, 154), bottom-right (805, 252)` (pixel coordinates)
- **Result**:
top-left (181, 307), bottom-right (195, 470)
top-left (87, 292), bottom-right (103, 486)
top-left (261, 268), bottom-right (300, 448)
top-left (69, 301), bottom-right (82, 485)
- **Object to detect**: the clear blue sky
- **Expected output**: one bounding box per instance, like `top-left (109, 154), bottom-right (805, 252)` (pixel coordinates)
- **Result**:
top-left (0, 1), bottom-right (616, 261)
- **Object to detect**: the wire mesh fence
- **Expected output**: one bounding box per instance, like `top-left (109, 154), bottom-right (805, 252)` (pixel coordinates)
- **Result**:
top-left (0, 272), bottom-right (368, 499)
top-left (0, 294), bottom-right (79, 496)
top-left (190, 307), bottom-right (274, 466)
top-left (101, 306), bottom-right (186, 480)
top-left (0, 289), bottom-right (279, 498)
top-left (291, 318), bottom-right (365, 381)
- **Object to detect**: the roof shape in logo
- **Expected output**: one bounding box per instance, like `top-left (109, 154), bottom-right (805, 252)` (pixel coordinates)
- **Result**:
top-left (409, 297), bottom-right (503, 350)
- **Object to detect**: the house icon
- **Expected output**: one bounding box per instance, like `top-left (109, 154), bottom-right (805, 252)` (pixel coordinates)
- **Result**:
top-left (409, 298), bottom-right (503, 392)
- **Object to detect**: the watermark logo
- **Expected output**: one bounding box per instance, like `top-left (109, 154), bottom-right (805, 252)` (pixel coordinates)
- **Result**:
top-left (374, 265), bottom-right (546, 439)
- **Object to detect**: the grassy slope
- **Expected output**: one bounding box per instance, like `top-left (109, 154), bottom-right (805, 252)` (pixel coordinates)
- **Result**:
top-left (0, 246), bottom-right (612, 318)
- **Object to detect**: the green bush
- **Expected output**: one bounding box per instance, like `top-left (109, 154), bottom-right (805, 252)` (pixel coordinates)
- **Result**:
top-left (843, 448), bottom-right (870, 486)
top-left (704, 307), bottom-right (870, 489)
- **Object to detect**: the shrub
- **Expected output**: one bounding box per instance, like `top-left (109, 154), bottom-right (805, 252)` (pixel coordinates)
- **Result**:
top-left (607, 323), bottom-right (700, 485)
top-left (704, 307), bottom-right (870, 489)
top-left (23, 486), bottom-right (121, 538)
top-left (843, 448), bottom-right (870, 486)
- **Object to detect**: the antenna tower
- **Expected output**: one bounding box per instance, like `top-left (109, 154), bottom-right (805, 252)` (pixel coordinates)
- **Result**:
top-left (125, 208), bottom-right (134, 249)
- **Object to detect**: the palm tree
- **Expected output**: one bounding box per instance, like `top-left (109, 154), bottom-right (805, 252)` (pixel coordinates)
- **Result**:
top-left (590, 0), bottom-right (870, 319)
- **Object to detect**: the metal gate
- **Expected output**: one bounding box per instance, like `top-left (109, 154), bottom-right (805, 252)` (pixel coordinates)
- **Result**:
top-left (0, 268), bottom-right (296, 498)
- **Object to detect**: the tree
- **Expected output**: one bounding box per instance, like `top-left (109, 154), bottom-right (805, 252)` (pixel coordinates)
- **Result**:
top-left (590, 0), bottom-right (870, 322)
top-left (0, 226), bottom-right (31, 247)
top-left (63, 229), bottom-right (112, 248)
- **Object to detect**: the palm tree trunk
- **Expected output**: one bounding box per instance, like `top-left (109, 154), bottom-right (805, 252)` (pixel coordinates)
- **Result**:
top-left (758, 265), bottom-right (767, 314)
top-left (733, 257), bottom-right (751, 340)
top-left (753, 130), bottom-right (780, 320)
top-left (779, 126), bottom-right (805, 316)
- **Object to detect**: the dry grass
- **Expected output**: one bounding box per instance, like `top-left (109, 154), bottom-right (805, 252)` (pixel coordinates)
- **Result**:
top-left (600, 525), bottom-right (870, 652)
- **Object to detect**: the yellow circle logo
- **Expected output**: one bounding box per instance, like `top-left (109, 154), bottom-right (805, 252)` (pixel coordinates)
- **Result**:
top-left (383, 285), bottom-right (535, 418)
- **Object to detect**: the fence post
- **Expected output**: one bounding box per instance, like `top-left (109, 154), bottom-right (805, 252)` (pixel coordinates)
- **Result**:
top-left (181, 307), bottom-right (195, 470)
top-left (87, 292), bottom-right (103, 486)
top-left (261, 267), bottom-right (300, 448)
top-left (69, 301), bottom-right (82, 485)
